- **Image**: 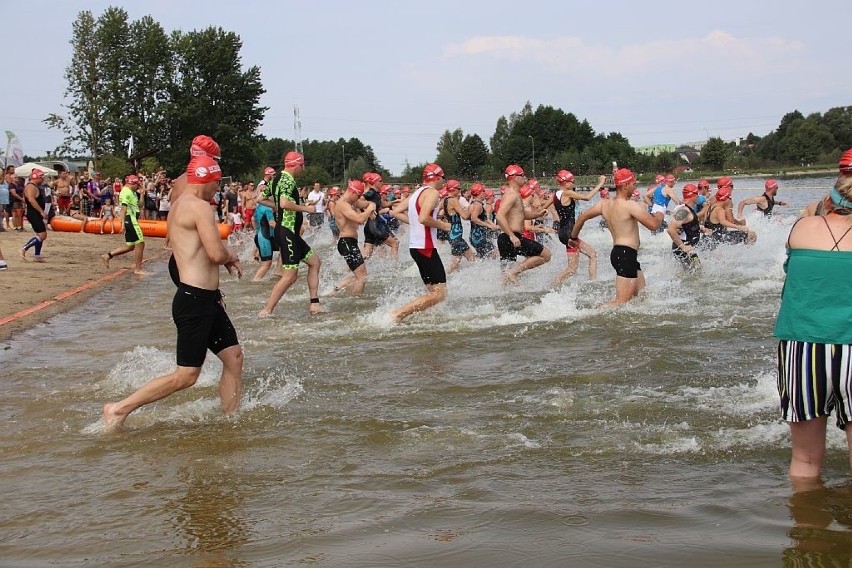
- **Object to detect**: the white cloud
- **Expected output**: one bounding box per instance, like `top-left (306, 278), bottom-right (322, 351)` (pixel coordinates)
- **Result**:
top-left (444, 30), bottom-right (807, 83)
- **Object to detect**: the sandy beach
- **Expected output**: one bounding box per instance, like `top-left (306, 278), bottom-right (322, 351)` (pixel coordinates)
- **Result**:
top-left (0, 227), bottom-right (168, 341)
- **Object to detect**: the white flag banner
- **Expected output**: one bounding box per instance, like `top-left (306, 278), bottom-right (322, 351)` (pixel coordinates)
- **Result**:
top-left (5, 130), bottom-right (23, 167)
top-left (127, 135), bottom-right (134, 158)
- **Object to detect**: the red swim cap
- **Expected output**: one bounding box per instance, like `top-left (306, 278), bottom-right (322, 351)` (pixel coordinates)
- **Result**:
top-left (765, 179), bottom-right (779, 191)
top-left (347, 179), bottom-right (365, 196)
top-left (263, 167), bottom-right (276, 175)
top-left (519, 183), bottom-right (535, 199)
top-left (600, 188), bottom-right (610, 198)
top-left (186, 155), bottom-right (222, 184)
top-left (379, 184), bottom-right (390, 194)
top-left (839, 148), bottom-right (852, 175)
top-left (682, 183), bottom-right (699, 199)
top-left (29, 168), bottom-right (44, 181)
top-left (444, 179), bottom-right (461, 192)
top-left (504, 164), bottom-right (525, 179)
top-left (717, 176), bottom-right (733, 188)
top-left (283, 151), bottom-right (304, 168)
top-left (362, 172), bottom-right (382, 185)
top-left (698, 179), bottom-right (710, 189)
top-left (125, 174), bottom-right (140, 185)
top-left (484, 189), bottom-right (494, 199)
top-left (613, 168), bottom-right (636, 187)
top-left (470, 182), bottom-right (485, 197)
top-left (556, 170), bottom-right (574, 183)
top-left (527, 178), bottom-right (541, 192)
top-left (422, 163), bottom-right (444, 182)
top-left (190, 135), bottom-right (221, 160)
top-left (439, 188), bottom-right (449, 199)
top-left (716, 186), bottom-right (732, 202)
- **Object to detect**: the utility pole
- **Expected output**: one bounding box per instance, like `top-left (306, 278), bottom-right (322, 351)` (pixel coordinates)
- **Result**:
top-left (528, 135), bottom-right (535, 178)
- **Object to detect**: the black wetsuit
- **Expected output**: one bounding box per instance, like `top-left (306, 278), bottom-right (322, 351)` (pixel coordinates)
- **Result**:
top-left (363, 188), bottom-right (390, 245)
top-left (671, 204), bottom-right (701, 270)
top-left (552, 191), bottom-right (576, 245)
top-left (757, 192), bottom-right (775, 217)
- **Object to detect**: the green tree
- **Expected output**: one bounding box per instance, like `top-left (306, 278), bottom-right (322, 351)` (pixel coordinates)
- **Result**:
top-left (782, 115), bottom-right (835, 164)
top-left (700, 137), bottom-right (728, 170)
top-left (162, 26), bottom-right (266, 178)
top-left (489, 116), bottom-right (510, 169)
top-left (821, 106), bottom-right (852, 150)
top-left (43, 10), bottom-right (105, 161)
top-left (456, 134), bottom-right (489, 178)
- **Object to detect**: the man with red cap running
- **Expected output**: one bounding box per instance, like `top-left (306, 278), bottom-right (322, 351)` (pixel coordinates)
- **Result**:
top-left (102, 174), bottom-right (148, 274)
top-left (258, 151), bottom-right (324, 317)
top-left (331, 179), bottom-right (376, 294)
top-left (495, 164), bottom-right (551, 285)
top-left (667, 183), bottom-right (707, 272)
top-left (388, 163), bottom-right (452, 323)
top-left (569, 168), bottom-right (661, 306)
top-left (736, 179), bottom-right (788, 218)
top-left (103, 154), bottom-right (243, 430)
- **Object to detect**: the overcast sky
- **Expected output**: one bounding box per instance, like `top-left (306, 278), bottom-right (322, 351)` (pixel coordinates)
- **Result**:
top-left (2, 0), bottom-right (849, 175)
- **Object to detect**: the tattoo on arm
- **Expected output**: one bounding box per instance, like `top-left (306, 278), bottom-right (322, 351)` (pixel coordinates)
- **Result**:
top-left (672, 207), bottom-right (690, 223)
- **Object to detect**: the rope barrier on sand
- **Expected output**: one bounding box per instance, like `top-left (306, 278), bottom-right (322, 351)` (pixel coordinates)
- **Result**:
top-left (0, 250), bottom-right (167, 329)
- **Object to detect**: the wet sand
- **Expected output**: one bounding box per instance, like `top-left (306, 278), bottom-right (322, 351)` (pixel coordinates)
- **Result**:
top-left (0, 227), bottom-right (167, 341)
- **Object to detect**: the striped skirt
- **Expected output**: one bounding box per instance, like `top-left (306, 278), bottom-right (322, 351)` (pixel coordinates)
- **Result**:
top-left (777, 340), bottom-right (852, 429)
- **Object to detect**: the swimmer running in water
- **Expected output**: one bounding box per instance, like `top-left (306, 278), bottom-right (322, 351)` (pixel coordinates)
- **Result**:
top-left (103, 154), bottom-right (243, 430)
top-left (570, 168), bottom-right (661, 306)
top-left (388, 163), bottom-right (452, 323)
top-left (332, 180), bottom-right (376, 294)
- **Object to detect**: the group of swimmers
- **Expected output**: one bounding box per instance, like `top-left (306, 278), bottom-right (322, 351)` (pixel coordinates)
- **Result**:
top-left (244, 160), bottom-right (787, 316)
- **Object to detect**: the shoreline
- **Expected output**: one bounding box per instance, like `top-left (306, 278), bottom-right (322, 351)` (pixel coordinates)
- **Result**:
top-left (0, 229), bottom-right (168, 342)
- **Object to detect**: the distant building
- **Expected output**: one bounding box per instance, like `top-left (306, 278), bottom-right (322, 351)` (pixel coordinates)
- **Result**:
top-left (636, 144), bottom-right (676, 156)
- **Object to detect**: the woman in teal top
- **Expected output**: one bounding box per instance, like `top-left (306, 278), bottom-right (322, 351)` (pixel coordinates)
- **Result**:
top-left (774, 166), bottom-right (852, 480)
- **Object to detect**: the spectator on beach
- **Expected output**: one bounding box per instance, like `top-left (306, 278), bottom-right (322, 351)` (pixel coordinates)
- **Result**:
top-left (55, 171), bottom-right (72, 215)
top-left (143, 177), bottom-right (158, 220)
top-left (0, 172), bottom-right (9, 230)
top-left (86, 172), bottom-right (102, 217)
top-left (306, 182), bottom-right (326, 229)
top-left (99, 196), bottom-right (116, 234)
top-left (158, 182), bottom-right (171, 220)
top-left (9, 174), bottom-right (26, 231)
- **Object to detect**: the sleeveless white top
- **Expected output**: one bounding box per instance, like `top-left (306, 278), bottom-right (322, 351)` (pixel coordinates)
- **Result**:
top-left (408, 186), bottom-right (438, 250)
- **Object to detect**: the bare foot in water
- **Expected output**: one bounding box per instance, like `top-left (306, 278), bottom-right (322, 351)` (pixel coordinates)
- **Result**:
top-left (133, 269), bottom-right (151, 275)
top-left (309, 303), bottom-right (326, 315)
top-left (258, 309), bottom-right (273, 318)
top-left (19, 248), bottom-right (27, 261)
top-left (101, 254), bottom-right (110, 268)
top-left (103, 403), bottom-right (127, 430)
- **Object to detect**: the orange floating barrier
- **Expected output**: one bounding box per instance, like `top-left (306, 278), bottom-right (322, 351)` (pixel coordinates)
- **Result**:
top-left (49, 216), bottom-right (231, 239)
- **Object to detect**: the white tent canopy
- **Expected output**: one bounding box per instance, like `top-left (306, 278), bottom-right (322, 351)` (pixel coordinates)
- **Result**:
top-left (14, 162), bottom-right (59, 178)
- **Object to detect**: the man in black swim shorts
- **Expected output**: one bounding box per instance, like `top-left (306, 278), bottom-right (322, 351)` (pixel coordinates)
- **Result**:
top-left (103, 152), bottom-right (244, 430)
top-left (332, 179), bottom-right (376, 294)
top-left (569, 168), bottom-right (661, 306)
top-left (494, 165), bottom-right (551, 286)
